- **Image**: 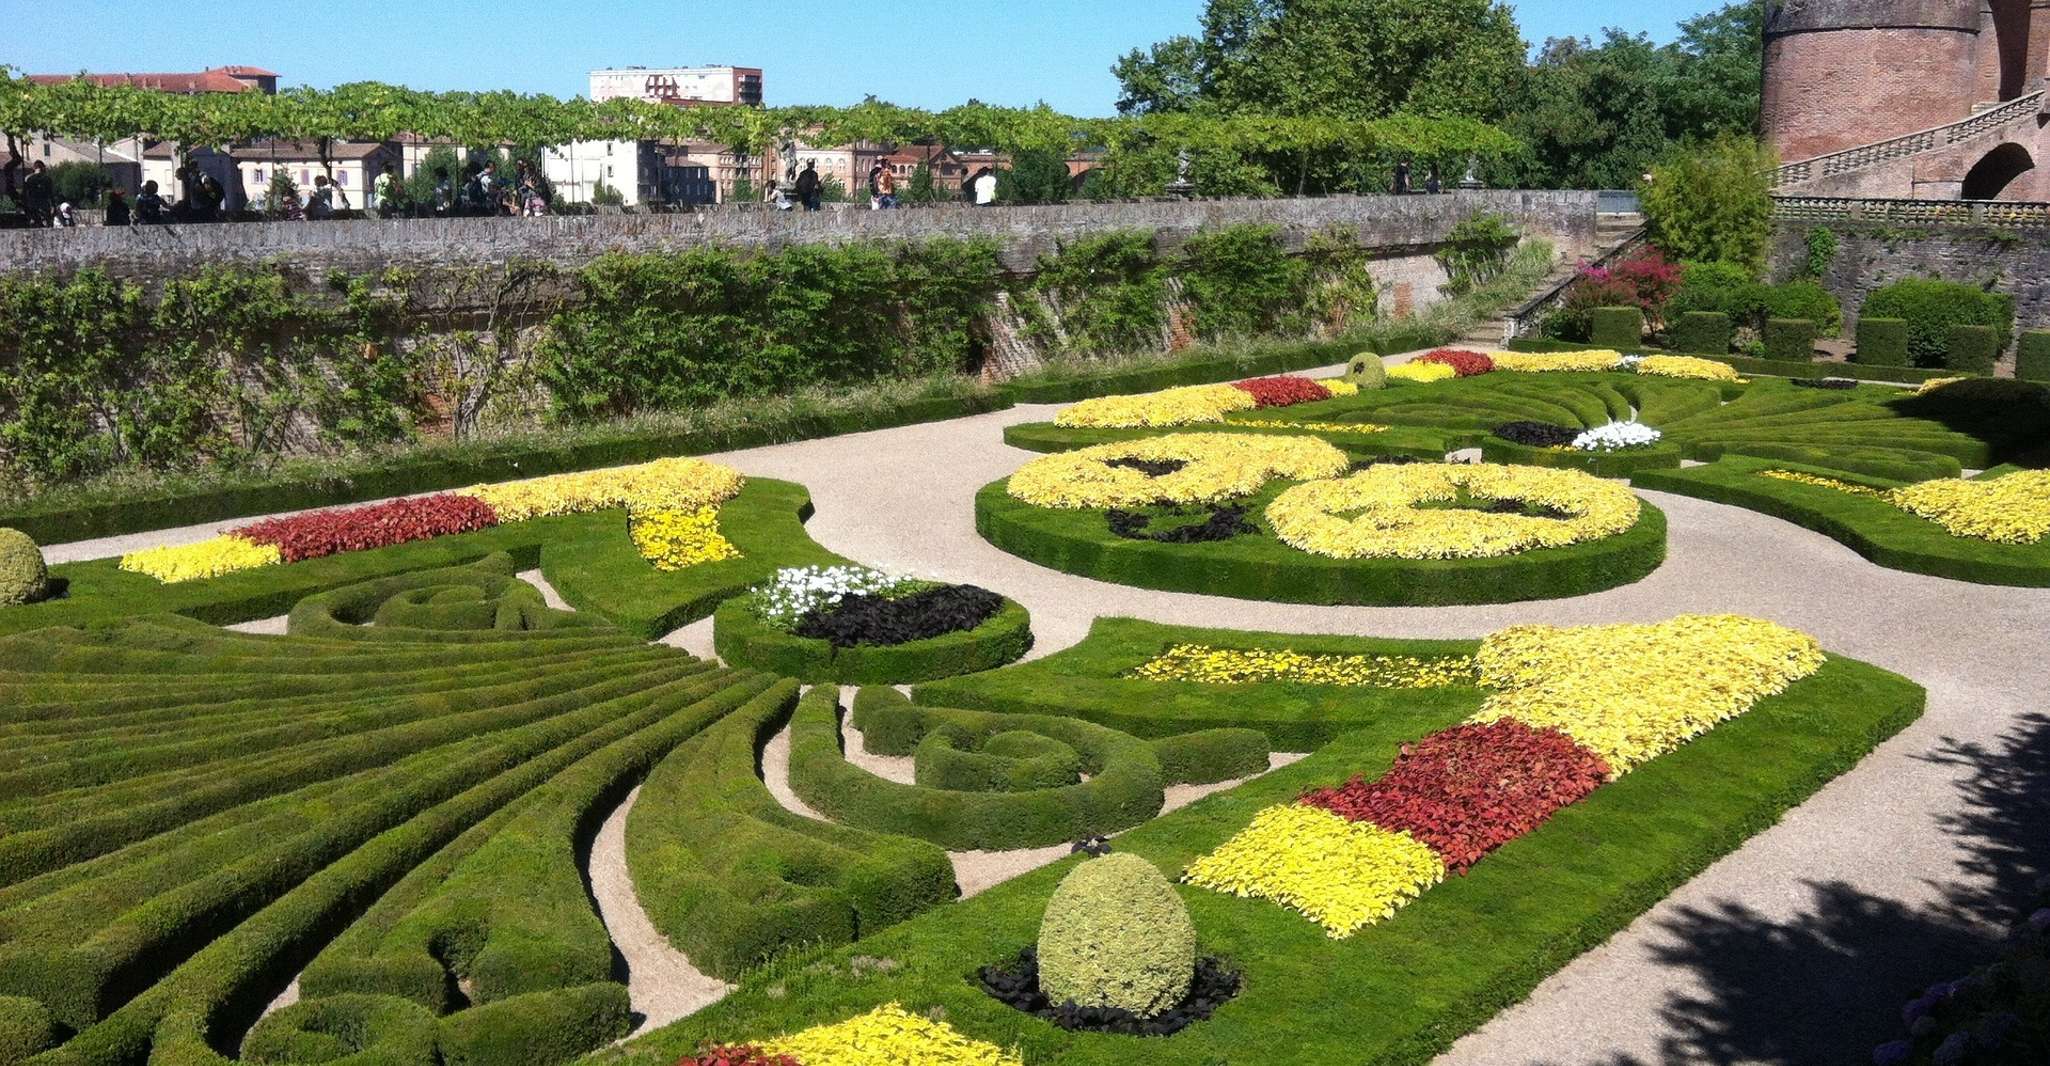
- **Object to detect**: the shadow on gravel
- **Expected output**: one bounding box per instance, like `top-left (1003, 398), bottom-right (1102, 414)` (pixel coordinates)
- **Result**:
top-left (1528, 713), bottom-right (2050, 1066)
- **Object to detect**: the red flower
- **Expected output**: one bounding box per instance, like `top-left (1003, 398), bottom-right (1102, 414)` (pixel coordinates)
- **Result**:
top-left (233, 493), bottom-right (500, 563)
top-left (1300, 719), bottom-right (1610, 872)
top-left (1414, 349), bottom-right (1496, 377)
top-left (1231, 376), bottom-right (1334, 407)
top-left (675, 1047), bottom-right (801, 1066)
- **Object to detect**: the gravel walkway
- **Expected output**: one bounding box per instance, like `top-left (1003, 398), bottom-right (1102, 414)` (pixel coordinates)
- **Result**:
top-left (43, 366), bottom-right (2050, 1064)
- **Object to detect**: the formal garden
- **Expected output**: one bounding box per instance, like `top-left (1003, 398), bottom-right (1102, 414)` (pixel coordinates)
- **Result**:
top-left (2, 317), bottom-right (2046, 1066)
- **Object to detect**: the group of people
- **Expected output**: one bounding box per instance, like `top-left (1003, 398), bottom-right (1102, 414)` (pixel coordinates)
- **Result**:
top-left (4, 160), bottom-right (178, 228)
top-left (373, 159), bottom-right (550, 220)
top-left (1391, 159), bottom-right (1445, 195)
top-left (767, 160), bottom-right (1002, 212)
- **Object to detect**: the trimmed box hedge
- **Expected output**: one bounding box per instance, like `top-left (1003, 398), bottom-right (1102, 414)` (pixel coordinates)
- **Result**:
top-left (1944, 324), bottom-right (2001, 375)
top-left (711, 594), bottom-right (1033, 684)
top-left (1668, 311), bottom-right (1732, 355)
top-left (1856, 317), bottom-right (1911, 368)
top-left (1763, 317), bottom-right (1818, 362)
top-left (1479, 435), bottom-right (1684, 477)
top-left (2019, 330), bottom-right (2050, 383)
top-left (1588, 306), bottom-right (1644, 348)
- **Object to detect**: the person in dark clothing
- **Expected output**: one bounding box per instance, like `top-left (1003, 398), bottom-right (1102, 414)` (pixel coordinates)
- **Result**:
top-left (104, 187), bottom-right (131, 227)
top-left (134, 180), bottom-right (169, 224)
top-left (22, 161), bottom-right (55, 227)
top-left (1392, 159), bottom-right (1411, 195)
top-left (1424, 164), bottom-right (1441, 195)
top-left (192, 174), bottom-right (225, 221)
top-left (463, 163), bottom-right (488, 216)
top-left (794, 161), bottom-right (821, 211)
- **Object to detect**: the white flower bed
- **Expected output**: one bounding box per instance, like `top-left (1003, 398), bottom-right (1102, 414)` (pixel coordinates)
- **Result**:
top-left (1570, 421), bottom-right (1663, 452)
top-left (750, 565), bottom-right (924, 626)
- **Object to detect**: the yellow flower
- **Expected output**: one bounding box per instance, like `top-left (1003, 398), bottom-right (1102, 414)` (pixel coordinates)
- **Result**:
top-left (1128, 643), bottom-right (1478, 688)
top-left (1321, 379), bottom-right (1361, 397)
top-left (1387, 361), bottom-right (1457, 383)
top-left (629, 506), bottom-right (742, 570)
top-left (458, 457), bottom-right (744, 523)
top-left (1054, 383), bottom-right (1258, 429)
top-left (1917, 377), bottom-right (1968, 395)
top-left (1636, 355), bottom-right (1739, 381)
top-left (1468, 614), bottom-right (1826, 774)
top-left (1888, 470), bottom-right (2050, 544)
top-left (119, 536), bottom-right (282, 583)
top-left (1758, 468), bottom-right (1887, 498)
top-left (1264, 463), bottom-right (1641, 559)
top-left (1226, 418), bottom-right (1388, 434)
top-left (1184, 804), bottom-right (1445, 938)
top-left (1007, 432), bottom-right (1349, 510)
top-left (1492, 350), bottom-right (1627, 373)
top-left (761, 1003), bottom-right (1023, 1066)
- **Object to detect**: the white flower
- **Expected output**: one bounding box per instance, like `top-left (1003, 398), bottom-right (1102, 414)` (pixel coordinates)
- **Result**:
top-left (1570, 421), bottom-right (1662, 452)
top-left (749, 565), bottom-right (921, 626)
top-left (1618, 353), bottom-right (1646, 369)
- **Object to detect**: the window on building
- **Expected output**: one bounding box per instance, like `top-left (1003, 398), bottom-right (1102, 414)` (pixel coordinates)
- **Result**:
top-left (253, 168), bottom-right (265, 184)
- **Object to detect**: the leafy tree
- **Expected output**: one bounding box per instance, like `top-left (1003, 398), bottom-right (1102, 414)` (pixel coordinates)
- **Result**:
top-left (48, 161), bottom-right (112, 207)
top-left (260, 171), bottom-right (300, 219)
top-left (405, 145), bottom-right (462, 214)
top-left (1639, 134), bottom-right (1774, 268)
top-left (590, 180), bottom-right (625, 207)
top-left (904, 162), bottom-right (941, 204)
top-left (997, 149), bottom-right (1074, 204)
top-left (1666, 1), bottom-right (1763, 142)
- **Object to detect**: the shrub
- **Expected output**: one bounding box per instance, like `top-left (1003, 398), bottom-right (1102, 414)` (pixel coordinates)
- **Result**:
top-left (2019, 330), bottom-right (2050, 382)
top-left (0, 528), bottom-right (48, 606)
top-left (1589, 307), bottom-right (1644, 348)
top-left (1762, 281), bottom-right (1842, 336)
top-left (1856, 317), bottom-right (1911, 368)
top-left (1414, 349), bottom-right (1495, 377)
top-left (232, 494), bottom-right (502, 563)
top-left (0, 996), bottom-right (55, 1065)
top-left (1667, 261), bottom-right (1765, 325)
top-left (1559, 247), bottom-right (1682, 336)
top-left (1669, 311), bottom-right (1732, 354)
top-left (1944, 324), bottom-right (2000, 375)
top-left (1860, 278), bottom-right (2015, 368)
top-left (241, 994), bottom-right (438, 1066)
top-left (1763, 318), bottom-right (1818, 362)
top-left (1230, 375), bottom-right (1333, 407)
top-left (1036, 853), bottom-right (1196, 1019)
top-left (1345, 352), bottom-right (1388, 389)
top-left (1639, 135), bottom-right (1775, 268)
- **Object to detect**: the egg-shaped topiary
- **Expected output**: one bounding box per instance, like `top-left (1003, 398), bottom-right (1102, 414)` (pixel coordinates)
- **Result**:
top-left (0, 529), bottom-right (49, 607)
top-left (1345, 352), bottom-right (1388, 390)
top-left (1036, 852), bottom-right (1196, 1018)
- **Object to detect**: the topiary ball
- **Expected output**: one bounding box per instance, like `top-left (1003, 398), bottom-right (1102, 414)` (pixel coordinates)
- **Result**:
top-left (1345, 352), bottom-right (1388, 390)
top-left (0, 529), bottom-right (48, 607)
top-left (1036, 852), bottom-right (1196, 1019)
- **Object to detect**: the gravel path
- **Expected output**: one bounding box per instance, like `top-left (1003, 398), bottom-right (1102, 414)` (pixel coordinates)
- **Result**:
top-left (587, 785), bottom-right (732, 1037)
top-left (43, 361), bottom-right (2050, 1063)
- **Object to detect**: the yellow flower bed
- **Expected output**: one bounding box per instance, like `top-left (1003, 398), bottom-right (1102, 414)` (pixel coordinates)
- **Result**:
top-left (1007, 433), bottom-right (1348, 510)
top-left (1053, 383), bottom-right (1256, 429)
top-left (1128, 643), bottom-right (1478, 688)
top-left (1889, 469), bottom-right (2050, 544)
top-left (117, 536), bottom-right (282, 584)
top-left (628, 506), bottom-right (743, 570)
top-left (458, 457), bottom-right (745, 523)
top-left (1183, 803), bottom-right (1445, 938)
top-left (1468, 614), bottom-right (1826, 774)
top-left (1636, 354), bottom-right (1740, 381)
top-left (1265, 463), bottom-right (1641, 559)
top-left (1321, 379), bottom-right (1361, 397)
top-left (1387, 361), bottom-right (1456, 383)
top-left (761, 1003), bottom-right (1022, 1066)
top-left (1917, 377), bottom-right (1968, 395)
top-left (1758, 468), bottom-right (1887, 498)
top-left (1491, 350), bottom-right (1626, 373)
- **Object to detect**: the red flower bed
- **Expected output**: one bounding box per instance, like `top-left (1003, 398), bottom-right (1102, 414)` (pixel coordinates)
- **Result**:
top-left (1414, 349), bottom-right (1496, 377)
top-left (1231, 375), bottom-right (1333, 407)
top-left (1300, 719), bottom-right (1609, 871)
top-left (674, 1047), bottom-right (800, 1066)
top-left (234, 493), bottom-right (501, 563)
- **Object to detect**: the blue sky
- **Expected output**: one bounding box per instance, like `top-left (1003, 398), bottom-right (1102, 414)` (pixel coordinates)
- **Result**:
top-left (6, 0), bottom-right (1725, 115)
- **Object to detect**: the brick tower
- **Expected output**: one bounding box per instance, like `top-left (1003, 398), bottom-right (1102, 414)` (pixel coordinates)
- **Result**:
top-left (1763, 0), bottom-right (1984, 162)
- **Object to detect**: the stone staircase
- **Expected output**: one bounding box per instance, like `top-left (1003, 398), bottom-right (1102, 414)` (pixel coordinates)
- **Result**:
top-left (1767, 91), bottom-right (2046, 193)
top-left (1456, 212), bottom-right (1645, 348)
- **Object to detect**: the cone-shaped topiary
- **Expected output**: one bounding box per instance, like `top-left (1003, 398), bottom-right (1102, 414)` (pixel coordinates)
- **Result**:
top-left (1345, 352), bottom-right (1388, 390)
top-left (0, 529), bottom-right (48, 607)
top-left (1037, 852), bottom-right (1196, 1018)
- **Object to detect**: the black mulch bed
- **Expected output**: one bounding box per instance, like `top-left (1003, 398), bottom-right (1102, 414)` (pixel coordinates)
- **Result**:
top-left (1106, 457), bottom-right (1188, 477)
top-left (1493, 421), bottom-right (1581, 446)
top-left (1105, 504), bottom-right (1259, 543)
top-left (1790, 377), bottom-right (1859, 389)
top-left (793, 585), bottom-right (1005, 648)
top-left (1349, 454), bottom-right (1426, 472)
top-left (975, 946), bottom-right (1243, 1037)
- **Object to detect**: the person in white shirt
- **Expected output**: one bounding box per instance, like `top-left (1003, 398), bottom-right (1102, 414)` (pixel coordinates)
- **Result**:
top-left (971, 166), bottom-right (997, 207)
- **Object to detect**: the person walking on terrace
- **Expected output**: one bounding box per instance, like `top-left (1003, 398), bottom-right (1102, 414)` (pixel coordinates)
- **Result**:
top-left (795, 161), bottom-right (822, 211)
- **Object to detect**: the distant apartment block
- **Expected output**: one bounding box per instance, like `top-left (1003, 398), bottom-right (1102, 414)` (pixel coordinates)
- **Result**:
top-left (587, 66), bottom-right (764, 106)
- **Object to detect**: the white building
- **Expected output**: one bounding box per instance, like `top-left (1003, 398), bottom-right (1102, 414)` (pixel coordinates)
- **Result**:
top-left (543, 139), bottom-right (660, 206)
top-left (588, 66), bottom-right (763, 106)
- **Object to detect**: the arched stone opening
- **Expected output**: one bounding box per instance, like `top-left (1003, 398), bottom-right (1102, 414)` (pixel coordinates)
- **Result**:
top-left (1962, 142), bottom-right (2036, 199)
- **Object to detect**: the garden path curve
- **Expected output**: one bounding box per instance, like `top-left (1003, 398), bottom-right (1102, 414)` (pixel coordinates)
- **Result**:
top-left (41, 376), bottom-right (2050, 1064)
